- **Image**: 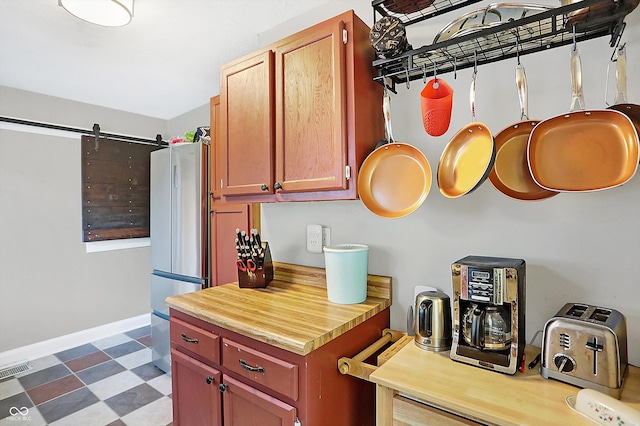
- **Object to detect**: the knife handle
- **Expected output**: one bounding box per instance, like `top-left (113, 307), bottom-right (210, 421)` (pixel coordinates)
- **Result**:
top-left (252, 229), bottom-right (262, 248)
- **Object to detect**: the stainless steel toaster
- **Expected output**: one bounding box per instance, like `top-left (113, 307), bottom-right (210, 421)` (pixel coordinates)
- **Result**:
top-left (541, 303), bottom-right (628, 398)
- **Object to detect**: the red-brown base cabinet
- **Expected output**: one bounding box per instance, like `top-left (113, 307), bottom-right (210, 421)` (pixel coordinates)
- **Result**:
top-left (172, 350), bottom-right (298, 426)
top-left (171, 350), bottom-right (222, 425)
top-left (170, 308), bottom-right (389, 425)
top-left (221, 376), bottom-right (297, 426)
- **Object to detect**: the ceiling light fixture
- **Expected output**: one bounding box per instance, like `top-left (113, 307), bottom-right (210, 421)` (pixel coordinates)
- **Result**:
top-left (58, 0), bottom-right (134, 27)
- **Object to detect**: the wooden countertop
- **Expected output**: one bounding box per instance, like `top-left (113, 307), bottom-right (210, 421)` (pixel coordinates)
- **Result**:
top-left (165, 262), bottom-right (392, 356)
top-left (370, 342), bottom-right (640, 425)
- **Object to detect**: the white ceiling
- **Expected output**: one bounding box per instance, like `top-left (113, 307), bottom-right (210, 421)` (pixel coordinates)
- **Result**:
top-left (0, 0), bottom-right (331, 119)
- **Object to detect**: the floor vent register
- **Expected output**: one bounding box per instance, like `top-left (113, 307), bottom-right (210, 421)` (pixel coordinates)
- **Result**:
top-left (0, 361), bottom-right (32, 380)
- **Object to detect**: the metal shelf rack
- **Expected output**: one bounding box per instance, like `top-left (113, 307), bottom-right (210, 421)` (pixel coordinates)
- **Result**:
top-left (372, 0), bottom-right (631, 90)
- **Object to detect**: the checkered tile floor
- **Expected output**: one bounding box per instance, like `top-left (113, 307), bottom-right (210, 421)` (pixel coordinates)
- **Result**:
top-left (0, 326), bottom-right (172, 425)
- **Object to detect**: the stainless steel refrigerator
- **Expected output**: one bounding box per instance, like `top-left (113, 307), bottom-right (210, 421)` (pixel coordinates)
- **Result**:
top-left (150, 142), bottom-right (208, 375)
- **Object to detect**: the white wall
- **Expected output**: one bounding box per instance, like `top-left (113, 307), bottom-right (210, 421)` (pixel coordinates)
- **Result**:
top-left (258, 2), bottom-right (640, 366)
top-left (0, 86), bottom-right (167, 353)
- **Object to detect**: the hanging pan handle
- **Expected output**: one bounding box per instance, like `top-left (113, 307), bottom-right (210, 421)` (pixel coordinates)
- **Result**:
top-left (470, 53), bottom-right (478, 121)
top-left (516, 48), bottom-right (529, 120)
top-left (383, 90), bottom-right (395, 143)
top-left (605, 43), bottom-right (627, 107)
top-left (614, 44), bottom-right (628, 105)
top-left (569, 33), bottom-right (585, 112)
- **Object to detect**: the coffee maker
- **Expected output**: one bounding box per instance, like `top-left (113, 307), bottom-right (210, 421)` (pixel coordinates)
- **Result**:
top-left (450, 256), bottom-right (526, 375)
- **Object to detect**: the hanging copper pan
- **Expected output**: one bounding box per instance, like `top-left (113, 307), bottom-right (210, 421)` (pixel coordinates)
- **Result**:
top-left (358, 91), bottom-right (432, 218)
top-left (607, 44), bottom-right (640, 140)
top-left (438, 68), bottom-right (495, 198)
top-left (527, 44), bottom-right (639, 192)
top-left (490, 60), bottom-right (558, 201)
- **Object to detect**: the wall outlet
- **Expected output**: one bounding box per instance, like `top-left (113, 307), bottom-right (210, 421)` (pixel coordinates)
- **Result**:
top-left (306, 224), bottom-right (323, 253)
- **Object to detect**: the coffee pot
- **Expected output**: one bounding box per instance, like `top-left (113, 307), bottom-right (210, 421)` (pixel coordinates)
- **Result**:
top-left (450, 256), bottom-right (526, 375)
top-left (413, 290), bottom-right (452, 351)
top-left (462, 304), bottom-right (512, 351)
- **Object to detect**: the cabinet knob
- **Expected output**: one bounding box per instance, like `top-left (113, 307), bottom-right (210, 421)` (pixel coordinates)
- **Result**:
top-left (274, 182), bottom-right (282, 190)
top-left (218, 383), bottom-right (228, 393)
top-left (261, 184), bottom-right (269, 191)
top-left (206, 376), bottom-right (214, 385)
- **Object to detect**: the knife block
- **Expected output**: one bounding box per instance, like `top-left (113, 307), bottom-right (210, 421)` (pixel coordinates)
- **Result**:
top-left (238, 242), bottom-right (273, 289)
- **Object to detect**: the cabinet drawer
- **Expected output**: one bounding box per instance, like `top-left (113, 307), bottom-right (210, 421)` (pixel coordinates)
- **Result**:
top-left (222, 338), bottom-right (298, 400)
top-left (170, 317), bottom-right (220, 364)
top-left (393, 395), bottom-right (482, 426)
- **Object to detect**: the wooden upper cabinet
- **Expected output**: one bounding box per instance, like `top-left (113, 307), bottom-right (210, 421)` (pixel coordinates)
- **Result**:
top-left (210, 95), bottom-right (221, 197)
top-left (219, 51), bottom-right (275, 197)
top-left (275, 18), bottom-right (347, 193)
top-left (218, 10), bottom-right (383, 203)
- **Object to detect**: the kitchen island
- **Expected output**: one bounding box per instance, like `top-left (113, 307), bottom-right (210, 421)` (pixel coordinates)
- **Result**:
top-left (166, 262), bottom-right (392, 425)
top-left (371, 340), bottom-right (640, 425)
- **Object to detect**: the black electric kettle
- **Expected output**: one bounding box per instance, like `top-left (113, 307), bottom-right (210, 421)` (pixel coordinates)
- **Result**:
top-left (413, 290), bottom-right (452, 351)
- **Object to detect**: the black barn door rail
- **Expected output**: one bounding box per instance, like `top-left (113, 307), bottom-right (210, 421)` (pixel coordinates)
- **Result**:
top-left (0, 115), bottom-right (167, 147)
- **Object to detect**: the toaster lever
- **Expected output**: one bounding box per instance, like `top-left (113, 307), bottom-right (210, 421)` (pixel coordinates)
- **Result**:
top-left (586, 337), bottom-right (604, 375)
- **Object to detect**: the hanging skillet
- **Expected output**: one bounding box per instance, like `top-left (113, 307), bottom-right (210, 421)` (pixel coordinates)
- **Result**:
top-left (527, 40), bottom-right (639, 192)
top-left (489, 51), bottom-right (558, 201)
top-left (357, 88), bottom-right (432, 218)
top-left (438, 61), bottom-right (495, 198)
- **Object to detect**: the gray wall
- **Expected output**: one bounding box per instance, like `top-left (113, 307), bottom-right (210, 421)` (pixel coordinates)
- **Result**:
top-left (0, 86), bottom-right (168, 352)
top-left (1, 1), bottom-right (638, 372)
top-left (258, 2), bottom-right (640, 366)
top-left (166, 103), bottom-right (210, 142)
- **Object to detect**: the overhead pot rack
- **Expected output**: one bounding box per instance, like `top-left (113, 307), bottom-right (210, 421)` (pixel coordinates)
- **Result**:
top-left (371, 0), bottom-right (632, 90)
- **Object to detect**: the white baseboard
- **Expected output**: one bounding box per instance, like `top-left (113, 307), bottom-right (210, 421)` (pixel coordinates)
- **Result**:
top-left (0, 313), bottom-right (151, 369)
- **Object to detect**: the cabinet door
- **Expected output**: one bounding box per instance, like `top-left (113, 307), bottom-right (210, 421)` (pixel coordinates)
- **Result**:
top-left (210, 95), bottom-right (222, 197)
top-left (222, 375), bottom-right (297, 426)
top-left (171, 349), bottom-right (222, 426)
top-left (274, 18), bottom-right (347, 193)
top-left (210, 203), bottom-right (252, 286)
top-left (220, 50), bottom-right (275, 196)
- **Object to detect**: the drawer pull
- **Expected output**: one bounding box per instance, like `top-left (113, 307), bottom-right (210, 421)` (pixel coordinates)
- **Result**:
top-left (181, 333), bottom-right (199, 344)
top-left (239, 359), bottom-right (265, 373)
top-left (206, 376), bottom-right (214, 384)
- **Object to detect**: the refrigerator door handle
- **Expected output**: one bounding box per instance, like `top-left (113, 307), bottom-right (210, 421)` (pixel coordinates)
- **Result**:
top-left (173, 164), bottom-right (178, 188)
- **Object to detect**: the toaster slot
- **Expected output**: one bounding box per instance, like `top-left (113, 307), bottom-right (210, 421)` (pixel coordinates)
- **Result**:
top-left (589, 308), bottom-right (611, 323)
top-left (566, 304), bottom-right (588, 318)
top-left (586, 337), bottom-right (604, 376)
